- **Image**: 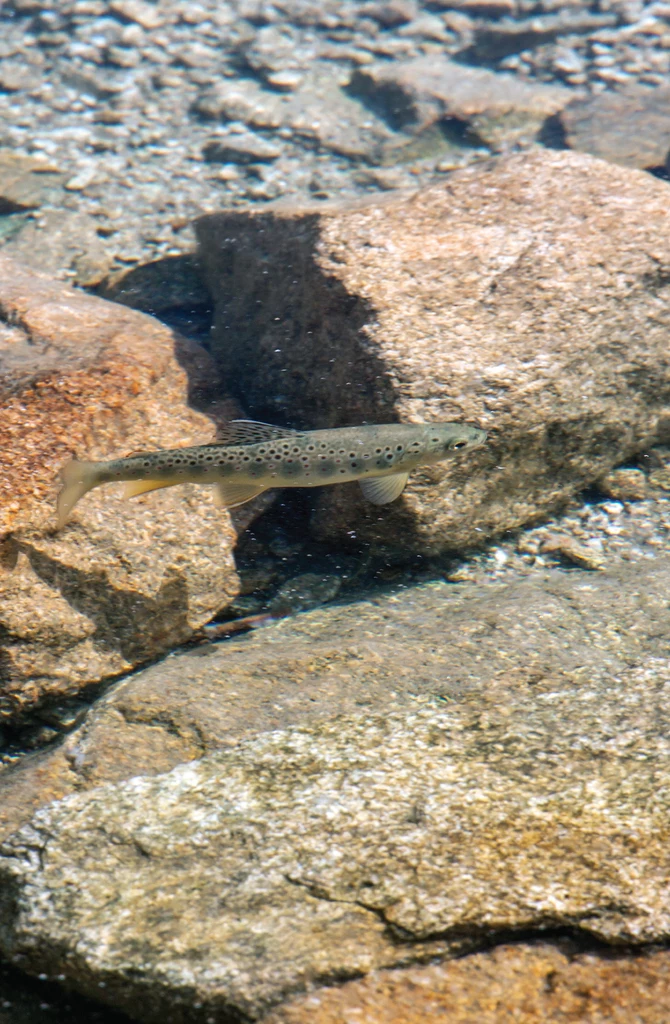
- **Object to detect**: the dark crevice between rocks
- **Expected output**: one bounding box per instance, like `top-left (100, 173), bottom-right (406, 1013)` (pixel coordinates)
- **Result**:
top-left (4, 930), bottom-right (669, 1024)
top-left (287, 875), bottom-right (670, 970)
top-left (92, 256), bottom-right (219, 419)
top-left (92, 254), bottom-right (219, 416)
top-left (538, 111), bottom-right (568, 151)
top-left (345, 72), bottom-right (486, 154)
top-left (0, 654), bottom-right (167, 765)
top-left (0, 955), bottom-right (135, 1024)
top-left (94, 255), bottom-right (212, 333)
top-left (206, 484), bottom-right (475, 640)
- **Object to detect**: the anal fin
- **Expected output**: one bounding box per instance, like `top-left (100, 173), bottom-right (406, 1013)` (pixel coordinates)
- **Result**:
top-left (359, 472), bottom-right (409, 505)
top-left (124, 477), bottom-right (181, 499)
top-left (215, 480), bottom-right (268, 508)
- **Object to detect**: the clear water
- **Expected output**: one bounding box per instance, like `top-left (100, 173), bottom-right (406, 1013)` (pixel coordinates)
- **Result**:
top-left (1, 0), bottom-right (669, 1018)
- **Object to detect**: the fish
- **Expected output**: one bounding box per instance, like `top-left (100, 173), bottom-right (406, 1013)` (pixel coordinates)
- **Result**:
top-left (55, 419), bottom-right (487, 529)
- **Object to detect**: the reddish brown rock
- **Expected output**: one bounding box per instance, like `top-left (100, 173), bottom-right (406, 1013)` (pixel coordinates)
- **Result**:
top-left (265, 942), bottom-right (670, 1024)
top-left (0, 255), bottom-right (251, 726)
top-left (196, 150), bottom-right (670, 555)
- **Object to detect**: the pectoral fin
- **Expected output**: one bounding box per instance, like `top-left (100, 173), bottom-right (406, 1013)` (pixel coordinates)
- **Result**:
top-left (215, 481), bottom-right (268, 508)
top-left (124, 477), bottom-right (181, 498)
top-left (359, 472), bottom-right (409, 505)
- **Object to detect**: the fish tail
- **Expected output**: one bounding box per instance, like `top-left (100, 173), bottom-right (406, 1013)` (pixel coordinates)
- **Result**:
top-left (56, 459), bottom-right (103, 529)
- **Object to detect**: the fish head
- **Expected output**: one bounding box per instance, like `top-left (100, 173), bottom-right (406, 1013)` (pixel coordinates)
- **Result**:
top-left (416, 423), bottom-right (487, 464)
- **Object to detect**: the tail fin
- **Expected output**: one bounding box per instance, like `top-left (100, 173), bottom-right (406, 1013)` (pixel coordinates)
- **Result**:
top-left (56, 459), bottom-right (101, 529)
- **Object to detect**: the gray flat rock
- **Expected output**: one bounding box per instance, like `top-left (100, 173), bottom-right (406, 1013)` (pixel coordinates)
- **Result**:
top-left (0, 556), bottom-right (669, 1020)
top-left (2, 648), bottom-right (670, 1021)
top-left (2, 551), bottom-right (668, 841)
top-left (561, 86), bottom-right (670, 170)
top-left (349, 54), bottom-right (571, 147)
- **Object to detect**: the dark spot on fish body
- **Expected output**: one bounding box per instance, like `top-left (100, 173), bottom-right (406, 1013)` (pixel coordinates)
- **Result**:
top-left (280, 460), bottom-right (304, 478)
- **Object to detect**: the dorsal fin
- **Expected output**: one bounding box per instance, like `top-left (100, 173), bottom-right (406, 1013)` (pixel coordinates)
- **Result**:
top-left (214, 419), bottom-right (303, 447)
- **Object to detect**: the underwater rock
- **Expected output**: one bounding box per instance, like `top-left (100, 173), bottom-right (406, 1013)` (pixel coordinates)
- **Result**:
top-left (266, 941), bottom-right (670, 1023)
top-left (268, 572), bottom-right (342, 616)
top-left (3, 633), bottom-right (670, 1021)
top-left (0, 255), bottom-right (248, 728)
top-left (97, 254), bottom-right (211, 314)
top-left (192, 77), bottom-right (284, 128)
top-left (202, 131), bottom-right (282, 164)
top-left (598, 467), bottom-right (649, 502)
top-left (2, 209), bottom-right (112, 287)
top-left (194, 66), bottom-right (397, 162)
top-left (2, 553), bottom-right (669, 840)
top-left (0, 150), bottom-right (64, 214)
top-left (559, 85), bottom-right (670, 171)
top-left (196, 149), bottom-right (670, 556)
top-left (348, 54), bottom-right (571, 148)
top-left (462, 9), bottom-right (617, 63)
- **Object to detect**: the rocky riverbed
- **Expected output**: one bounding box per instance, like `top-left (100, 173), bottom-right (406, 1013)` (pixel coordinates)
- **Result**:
top-left (2, 0), bottom-right (670, 1020)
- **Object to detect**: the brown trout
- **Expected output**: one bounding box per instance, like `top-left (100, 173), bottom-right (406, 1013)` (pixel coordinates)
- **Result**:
top-left (56, 419), bottom-right (486, 528)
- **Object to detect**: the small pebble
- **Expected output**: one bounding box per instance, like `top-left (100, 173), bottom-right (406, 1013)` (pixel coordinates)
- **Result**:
top-left (598, 468), bottom-right (648, 501)
top-left (540, 534), bottom-right (606, 571)
top-left (269, 573), bottom-right (342, 616)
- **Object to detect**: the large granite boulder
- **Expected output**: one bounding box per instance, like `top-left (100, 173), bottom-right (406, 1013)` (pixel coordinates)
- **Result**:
top-left (196, 149), bottom-right (670, 554)
top-left (2, 656), bottom-right (670, 1021)
top-left (2, 550), bottom-right (668, 842)
top-left (0, 256), bottom-right (250, 727)
top-left (0, 554), bottom-right (669, 1020)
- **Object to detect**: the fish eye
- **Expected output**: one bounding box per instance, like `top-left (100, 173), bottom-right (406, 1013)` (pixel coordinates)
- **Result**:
top-left (450, 440), bottom-right (468, 450)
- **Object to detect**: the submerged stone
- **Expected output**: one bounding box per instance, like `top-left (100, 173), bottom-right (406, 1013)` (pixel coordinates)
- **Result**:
top-left (195, 149), bottom-right (670, 555)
